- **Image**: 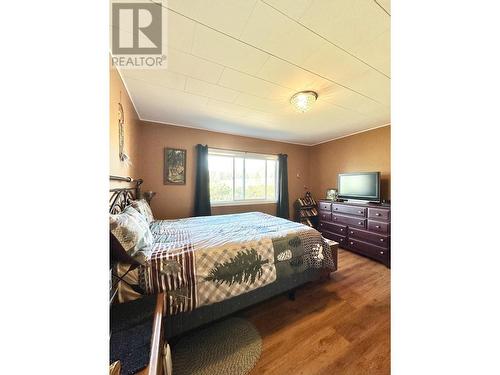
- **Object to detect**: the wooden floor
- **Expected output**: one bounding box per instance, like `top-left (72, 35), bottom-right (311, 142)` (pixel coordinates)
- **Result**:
top-left (238, 249), bottom-right (391, 375)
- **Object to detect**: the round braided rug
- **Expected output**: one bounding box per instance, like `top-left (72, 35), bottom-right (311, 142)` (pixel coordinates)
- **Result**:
top-left (172, 317), bottom-right (262, 375)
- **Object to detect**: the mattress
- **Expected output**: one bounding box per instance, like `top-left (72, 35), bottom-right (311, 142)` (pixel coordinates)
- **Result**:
top-left (115, 212), bottom-right (336, 315)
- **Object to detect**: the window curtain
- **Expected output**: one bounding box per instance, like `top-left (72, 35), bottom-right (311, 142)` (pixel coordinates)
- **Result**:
top-left (194, 144), bottom-right (212, 216)
top-left (277, 153), bottom-right (289, 219)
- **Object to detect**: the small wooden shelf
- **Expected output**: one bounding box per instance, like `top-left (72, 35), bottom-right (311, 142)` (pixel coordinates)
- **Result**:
top-left (294, 192), bottom-right (319, 229)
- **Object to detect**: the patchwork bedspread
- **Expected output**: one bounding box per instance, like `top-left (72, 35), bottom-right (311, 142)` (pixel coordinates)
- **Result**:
top-left (116, 212), bottom-right (335, 315)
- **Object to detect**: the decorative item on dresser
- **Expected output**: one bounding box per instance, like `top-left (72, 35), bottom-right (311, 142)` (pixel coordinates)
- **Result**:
top-left (294, 192), bottom-right (318, 228)
top-left (318, 200), bottom-right (391, 267)
top-left (325, 188), bottom-right (338, 201)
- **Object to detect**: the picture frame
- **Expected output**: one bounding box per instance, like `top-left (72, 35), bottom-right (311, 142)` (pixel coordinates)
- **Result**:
top-left (326, 188), bottom-right (338, 201)
top-left (164, 148), bottom-right (186, 185)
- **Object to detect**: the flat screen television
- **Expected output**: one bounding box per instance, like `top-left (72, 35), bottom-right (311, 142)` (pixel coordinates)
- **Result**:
top-left (338, 172), bottom-right (380, 203)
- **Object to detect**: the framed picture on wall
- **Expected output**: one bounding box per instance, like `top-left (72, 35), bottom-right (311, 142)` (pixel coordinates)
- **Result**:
top-left (164, 148), bottom-right (186, 185)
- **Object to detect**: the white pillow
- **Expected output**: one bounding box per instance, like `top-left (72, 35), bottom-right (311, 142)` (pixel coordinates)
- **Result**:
top-left (110, 206), bottom-right (153, 259)
top-left (131, 199), bottom-right (154, 224)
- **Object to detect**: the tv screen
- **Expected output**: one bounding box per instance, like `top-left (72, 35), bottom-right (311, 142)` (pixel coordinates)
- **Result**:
top-left (338, 172), bottom-right (380, 202)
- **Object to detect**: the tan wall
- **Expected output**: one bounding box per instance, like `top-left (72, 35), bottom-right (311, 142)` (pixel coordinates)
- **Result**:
top-left (110, 68), bottom-right (390, 216)
top-left (308, 126), bottom-right (391, 201)
top-left (109, 64), bottom-right (141, 186)
top-left (137, 122), bottom-right (311, 219)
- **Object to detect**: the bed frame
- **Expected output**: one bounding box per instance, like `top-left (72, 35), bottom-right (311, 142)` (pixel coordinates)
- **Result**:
top-left (110, 176), bottom-right (165, 375)
top-left (109, 175), bottom-right (337, 340)
top-left (109, 175), bottom-right (143, 214)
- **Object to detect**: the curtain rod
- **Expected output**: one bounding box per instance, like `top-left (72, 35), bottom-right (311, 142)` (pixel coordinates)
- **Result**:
top-left (207, 146), bottom-right (280, 156)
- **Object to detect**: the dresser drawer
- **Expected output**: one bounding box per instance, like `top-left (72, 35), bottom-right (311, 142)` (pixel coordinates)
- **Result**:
top-left (332, 204), bottom-right (367, 217)
top-left (348, 227), bottom-right (390, 248)
top-left (319, 221), bottom-right (347, 236)
top-left (318, 201), bottom-right (332, 212)
top-left (347, 238), bottom-right (389, 263)
top-left (367, 220), bottom-right (390, 234)
top-left (319, 211), bottom-right (331, 221)
top-left (332, 214), bottom-right (366, 229)
top-left (368, 207), bottom-right (390, 221)
top-left (321, 230), bottom-right (347, 247)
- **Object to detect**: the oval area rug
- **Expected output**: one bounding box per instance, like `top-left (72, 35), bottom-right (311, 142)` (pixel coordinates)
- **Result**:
top-left (172, 317), bottom-right (262, 375)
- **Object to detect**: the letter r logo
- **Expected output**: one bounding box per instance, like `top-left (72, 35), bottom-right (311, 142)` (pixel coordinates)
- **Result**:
top-left (112, 2), bottom-right (162, 55)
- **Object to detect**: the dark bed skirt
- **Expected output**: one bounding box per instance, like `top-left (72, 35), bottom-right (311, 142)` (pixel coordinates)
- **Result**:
top-left (164, 268), bottom-right (322, 339)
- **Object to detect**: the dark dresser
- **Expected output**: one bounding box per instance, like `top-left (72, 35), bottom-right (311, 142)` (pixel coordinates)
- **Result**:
top-left (318, 200), bottom-right (391, 267)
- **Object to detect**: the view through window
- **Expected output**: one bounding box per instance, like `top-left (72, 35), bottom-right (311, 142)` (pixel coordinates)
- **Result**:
top-left (208, 148), bottom-right (278, 204)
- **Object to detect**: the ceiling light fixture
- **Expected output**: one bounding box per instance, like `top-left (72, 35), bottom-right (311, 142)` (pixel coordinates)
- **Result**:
top-left (290, 91), bottom-right (318, 113)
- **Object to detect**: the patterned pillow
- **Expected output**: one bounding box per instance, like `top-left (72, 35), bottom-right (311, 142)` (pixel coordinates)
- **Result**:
top-left (131, 199), bottom-right (154, 224)
top-left (110, 206), bottom-right (153, 260)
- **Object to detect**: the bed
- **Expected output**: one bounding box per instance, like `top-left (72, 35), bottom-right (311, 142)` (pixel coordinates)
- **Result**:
top-left (110, 176), bottom-right (338, 338)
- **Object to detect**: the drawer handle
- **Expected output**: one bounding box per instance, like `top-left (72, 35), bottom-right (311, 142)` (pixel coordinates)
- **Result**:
top-left (350, 241), bottom-right (354, 245)
top-left (380, 251), bottom-right (384, 255)
top-left (334, 207), bottom-right (338, 210)
top-left (375, 225), bottom-right (381, 228)
top-left (340, 238), bottom-right (344, 242)
top-left (376, 213), bottom-right (381, 216)
top-left (380, 238), bottom-right (384, 242)
top-left (358, 222), bottom-right (362, 225)
top-left (340, 228), bottom-right (344, 232)
top-left (350, 231), bottom-right (353, 234)
top-left (358, 210), bottom-right (362, 214)
top-left (333, 217), bottom-right (337, 220)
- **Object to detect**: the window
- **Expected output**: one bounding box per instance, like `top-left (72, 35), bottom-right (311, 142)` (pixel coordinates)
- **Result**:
top-left (208, 148), bottom-right (278, 205)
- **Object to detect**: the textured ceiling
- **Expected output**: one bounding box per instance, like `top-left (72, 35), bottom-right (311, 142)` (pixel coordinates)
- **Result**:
top-left (116, 0), bottom-right (390, 145)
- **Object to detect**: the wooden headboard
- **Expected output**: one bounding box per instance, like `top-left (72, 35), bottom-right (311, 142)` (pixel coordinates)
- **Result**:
top-left (109, 175), bottom-right (143, 214)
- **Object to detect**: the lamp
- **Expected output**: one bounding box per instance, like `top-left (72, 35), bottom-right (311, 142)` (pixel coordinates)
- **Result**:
top-left (290, 91), bottom-right (318, 113)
